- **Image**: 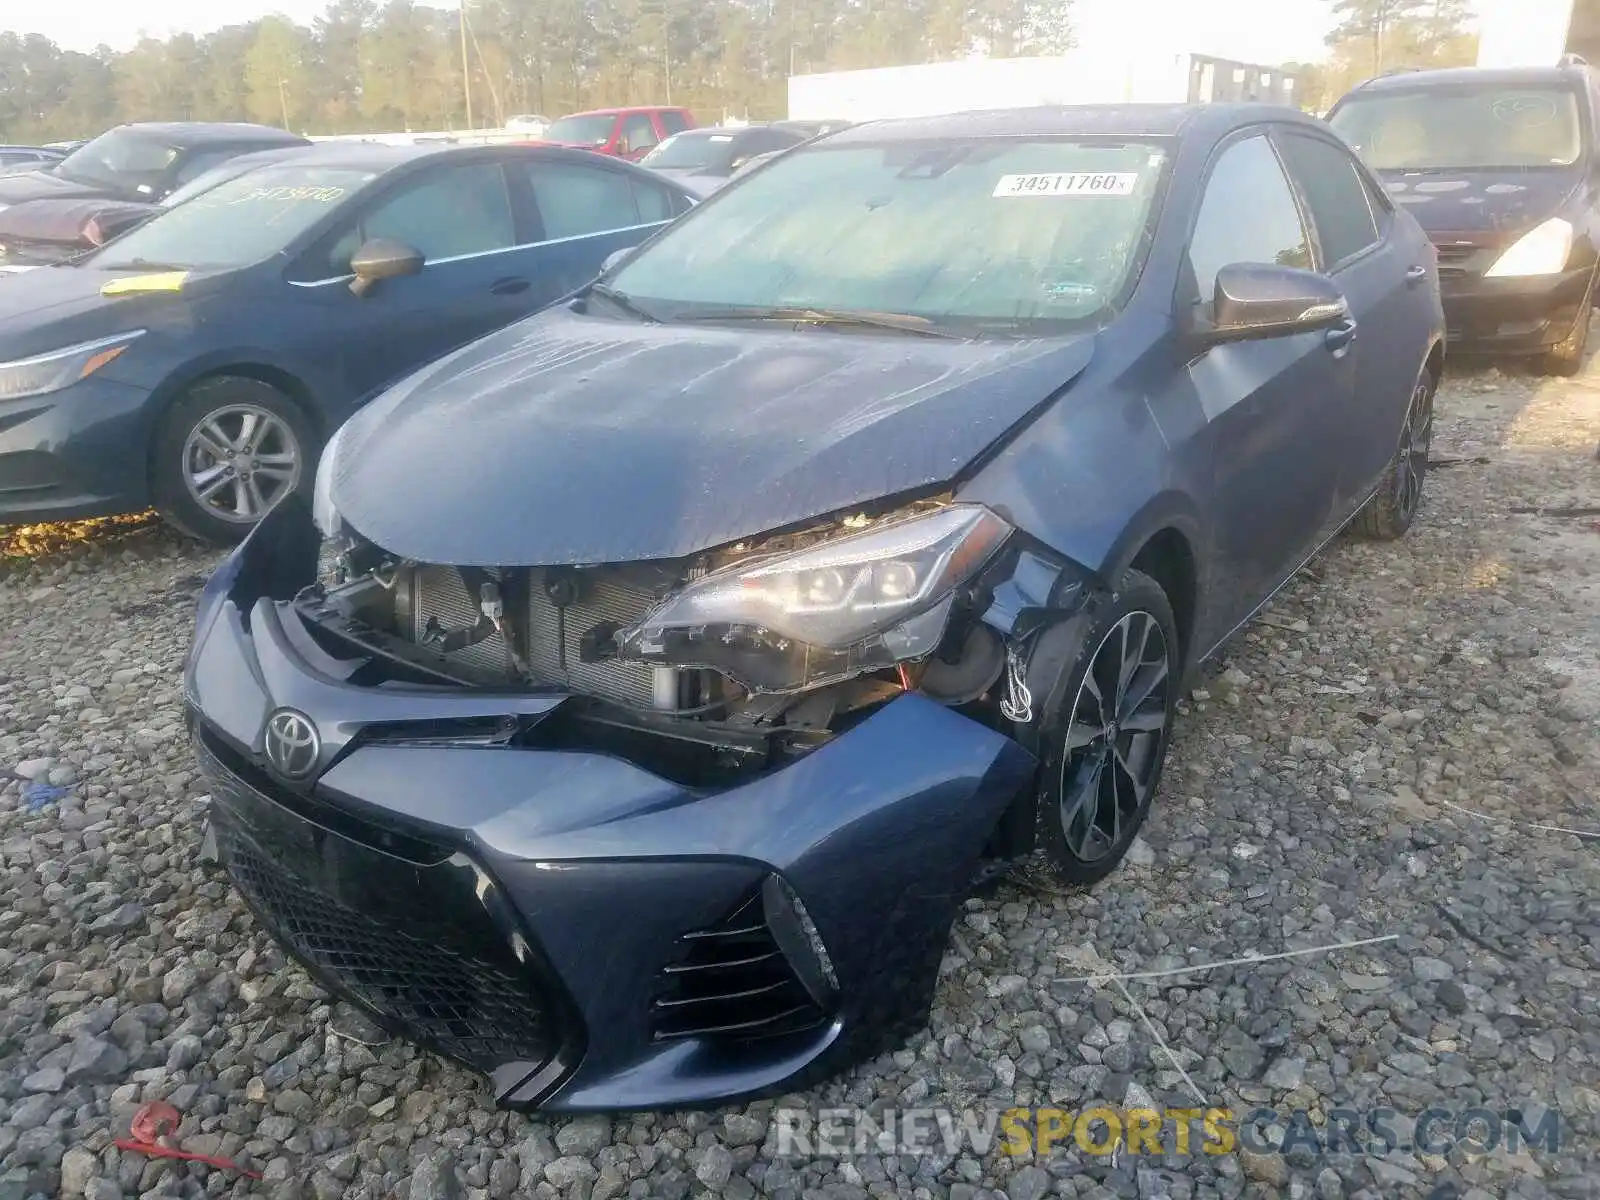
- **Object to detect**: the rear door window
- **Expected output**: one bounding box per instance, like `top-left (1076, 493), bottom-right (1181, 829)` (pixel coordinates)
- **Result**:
top-left (523, 160), bottom-right (647, 238)
top-left (660, 110), bottom-right (691, 135)
top-left (1274, 131), bottom-right (1381, 269)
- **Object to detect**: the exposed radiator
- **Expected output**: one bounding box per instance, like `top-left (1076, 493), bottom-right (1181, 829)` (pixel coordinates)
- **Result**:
top-left (409, 566), bottom-right (659, 706)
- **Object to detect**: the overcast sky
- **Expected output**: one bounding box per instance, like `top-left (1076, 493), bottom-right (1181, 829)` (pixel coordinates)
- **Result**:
top-left (1, 0), bottom-right (1345, 61)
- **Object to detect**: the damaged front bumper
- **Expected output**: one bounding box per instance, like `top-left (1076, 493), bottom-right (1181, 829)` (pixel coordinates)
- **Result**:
top-left (185, 502), bottom-right (1039, 1111)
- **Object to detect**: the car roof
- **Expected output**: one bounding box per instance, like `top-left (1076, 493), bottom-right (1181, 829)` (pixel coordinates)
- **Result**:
top-left (562, 106), bottom-right (686, 117)
top-left (1348, 65), bottom-right (1590, 94)
top-left (203, 140), bottom-right (701, 197)
top-left (824, 102), bottom-right (1322, 143)
top-left (666, 125), bottom-right (762, 138)
top-left (112, 122), bottom-right (309, 147)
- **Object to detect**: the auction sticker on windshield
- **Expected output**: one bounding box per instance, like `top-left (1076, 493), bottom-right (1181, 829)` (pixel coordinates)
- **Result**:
top-left (993, 172), bottom-right (1138, 197)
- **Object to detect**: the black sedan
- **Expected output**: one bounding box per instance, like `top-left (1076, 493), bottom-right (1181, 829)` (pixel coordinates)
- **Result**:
top-left (187, 104), bottom-right (1442, 1111)
top-left (639, 124), bottom-right (809, 195)
top-left (0, 122), bottom-right (308, 212)
top-left (0, 143), bottom-right (695, 542)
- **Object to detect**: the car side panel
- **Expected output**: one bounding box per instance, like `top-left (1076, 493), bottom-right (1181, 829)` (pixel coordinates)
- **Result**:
top-left (288, 254), bottom-right (547, 420)
top-left (1338, 204), bottom-right (1439, 511)
top-left (959, 326), bottom-right (1221, 629)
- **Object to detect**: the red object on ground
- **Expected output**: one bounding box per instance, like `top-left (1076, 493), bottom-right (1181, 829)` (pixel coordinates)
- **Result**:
top-left (114, 1100), bottom-right (263, 1179)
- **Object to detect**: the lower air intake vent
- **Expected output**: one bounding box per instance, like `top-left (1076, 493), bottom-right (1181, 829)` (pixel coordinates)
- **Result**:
top-left (217, 823), bottom-right (558, 1074)
top-left (652, 878), bottom-right (836, 1042)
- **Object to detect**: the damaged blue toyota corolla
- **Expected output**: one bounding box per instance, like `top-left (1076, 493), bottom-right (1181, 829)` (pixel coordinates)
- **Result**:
top-left (184, 104), bottom-right (1444, 1111)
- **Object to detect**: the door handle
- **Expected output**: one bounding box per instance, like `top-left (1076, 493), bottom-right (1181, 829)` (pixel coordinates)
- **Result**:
top-left (490, 277), bottom-right (531, 296)
top-left (1325, 318), bottom-right (1358, 354)
top-left (1405, 264), bottom-right (1428, 285)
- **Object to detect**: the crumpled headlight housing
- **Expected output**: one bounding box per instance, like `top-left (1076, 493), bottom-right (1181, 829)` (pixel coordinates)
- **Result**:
top-left (616, 504), bottom-right (1011, 693)
top-left (0, 330), bottom-right (144, 400)
top-left (1485, 217), bottom-right (1574, 278)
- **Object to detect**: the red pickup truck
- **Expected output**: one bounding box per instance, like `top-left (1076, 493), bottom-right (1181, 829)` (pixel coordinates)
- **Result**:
top-left (536, 107), bottom-right (696, 161)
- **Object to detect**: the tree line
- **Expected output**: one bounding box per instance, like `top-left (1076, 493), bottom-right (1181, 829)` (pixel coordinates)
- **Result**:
top-left (0, 0), bottom-right (1073, 141)
top-left (0, 0), bottom-right (1477, 143)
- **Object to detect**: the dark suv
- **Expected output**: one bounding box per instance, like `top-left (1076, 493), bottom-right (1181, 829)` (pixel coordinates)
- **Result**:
top-left (1329, 60), bottom-right (1600, 374)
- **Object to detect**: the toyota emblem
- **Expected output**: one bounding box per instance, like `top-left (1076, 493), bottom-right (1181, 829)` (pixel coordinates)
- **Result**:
top-left (263, 708), bottom-right (320, 780)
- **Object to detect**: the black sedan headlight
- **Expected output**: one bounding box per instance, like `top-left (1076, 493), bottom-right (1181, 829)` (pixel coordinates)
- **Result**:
top-left (616, 504), bottom-right (1010, 693)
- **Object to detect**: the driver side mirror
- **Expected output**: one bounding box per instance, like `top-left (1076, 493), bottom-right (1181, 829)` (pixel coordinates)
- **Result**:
top-left (1202, 263), bottom-right (1347, 342)
top-left (600, 247), bottom-right (632, 275)
top-left (348, 238), bottom-right (424, 297)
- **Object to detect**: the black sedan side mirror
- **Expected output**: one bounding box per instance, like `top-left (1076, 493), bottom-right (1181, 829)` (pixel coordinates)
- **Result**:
top-left (349, 238), bottom-right (424, 297)
top-left (1205, 263), bottom-right (1348, 342)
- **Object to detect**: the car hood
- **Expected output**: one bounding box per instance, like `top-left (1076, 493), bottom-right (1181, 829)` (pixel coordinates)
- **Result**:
top-left (1378, 166), bottom-right (1581, 236)
top-left (331, 305), bottom-right (1096, 566)
top-left (0, 196), bottom-right (157, 247)
top-left (0, 264), bottom-right (213, 358)
top-left (0, 169), bottom-right (130, 208)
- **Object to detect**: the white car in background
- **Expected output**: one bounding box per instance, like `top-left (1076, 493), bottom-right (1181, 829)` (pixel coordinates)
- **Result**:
top-left (505, 114), bottom-right (551, 137)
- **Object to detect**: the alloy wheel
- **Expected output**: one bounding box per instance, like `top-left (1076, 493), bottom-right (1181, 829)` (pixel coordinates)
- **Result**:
top-left (1394, 378), bottom-right (1433, 522)
top-left (181, 404), bottom-right (303, 524)
top-left (1058, 611), bottom-right (1172, 862)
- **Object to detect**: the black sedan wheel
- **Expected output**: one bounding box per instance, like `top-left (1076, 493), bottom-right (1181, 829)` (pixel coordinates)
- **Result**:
top-left (1352, 366), bottom-right (1434, 541)
top-left (153, 377), bottom-right (317, 545)
top-left (1037, 569), bottom-right (1178, 885)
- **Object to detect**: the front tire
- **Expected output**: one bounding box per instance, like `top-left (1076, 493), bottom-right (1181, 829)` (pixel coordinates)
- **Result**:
top-left (152, 377), bottom-right (317, 546)
top-left (1351, 365), bottom-right (1434, 541)
top-left (1544, 278), bottom-right (1595, 377)
top-left (1035, 569), bottom-right (1179, 886)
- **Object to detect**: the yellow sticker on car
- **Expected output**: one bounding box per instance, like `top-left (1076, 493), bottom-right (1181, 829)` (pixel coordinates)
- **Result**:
top-left (100, 272), bottom-right (189, 297)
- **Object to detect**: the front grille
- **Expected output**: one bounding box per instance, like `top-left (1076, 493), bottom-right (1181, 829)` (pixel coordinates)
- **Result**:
top-left (1430, 239), bottom-right (1490, 278)
top-left (652, 889), bottom-right (830, 1042)
top-left (411, 566), bottom-right (658, 705)
top-left (208, 787), bottom-right (559, 1075)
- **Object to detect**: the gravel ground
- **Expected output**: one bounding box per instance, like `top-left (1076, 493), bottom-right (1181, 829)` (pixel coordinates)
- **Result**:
top-left (1, 364), bottom-right (1597, 1200)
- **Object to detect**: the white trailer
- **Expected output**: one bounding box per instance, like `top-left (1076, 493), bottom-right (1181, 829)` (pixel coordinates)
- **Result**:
top-left (786, 53), bottom-right (1300, 123)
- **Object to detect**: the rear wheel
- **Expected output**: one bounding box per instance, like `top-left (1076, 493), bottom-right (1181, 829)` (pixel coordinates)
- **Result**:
top-left (153, 377), bottom-right (316, 545)
top-left (1352, 366), bottom-right (1434, 541)
top-left (1036, 570), bottom-right (1178, 885)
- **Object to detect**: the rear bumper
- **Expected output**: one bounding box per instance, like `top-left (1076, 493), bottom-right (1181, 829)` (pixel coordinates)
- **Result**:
top-left (1440, 266), bottom-right (1592, 353)
top-left (185, 509), bottom-right (1036, 1110)
top-left (0, 374), bottom-right (156, 524)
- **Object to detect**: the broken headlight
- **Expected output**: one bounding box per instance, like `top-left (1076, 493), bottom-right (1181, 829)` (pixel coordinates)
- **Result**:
top-left (616, 504), bottom-right (1011, 693)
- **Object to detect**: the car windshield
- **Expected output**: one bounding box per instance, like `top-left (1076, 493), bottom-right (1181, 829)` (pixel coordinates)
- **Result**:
top-left (159, 162), bottom-right (258, 209)
top-left (1330, 84), bottom-right (1585, 170)
top-left (88, 165), bottom-right (376, 271)
top-left (606, 138), bottom-right (1168, 334)
top-left (642, 132), bottom-right (738, 171)
top-left (55, 128), bottom-right (180, 190)
top-left (546, 114), bottom-right (616, 145)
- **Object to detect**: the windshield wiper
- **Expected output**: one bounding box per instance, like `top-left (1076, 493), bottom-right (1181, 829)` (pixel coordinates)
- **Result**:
top-left (586, 281), bottom-right (658, 322)
top-left (671, 305), bottom-right (963, 338)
